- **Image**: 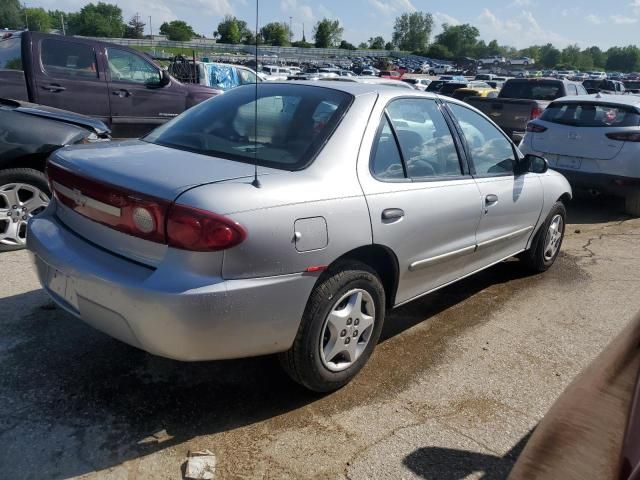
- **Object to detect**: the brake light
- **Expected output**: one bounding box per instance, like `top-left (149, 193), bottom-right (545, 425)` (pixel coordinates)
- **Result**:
top-left (526, 123), bottom-right (547, 133)
top-left (530, 106), bottom-right (543, 119)
top-left (167, 204), bottom-right (247, 251)
top-left (605, 132), bottom-right (640, 142)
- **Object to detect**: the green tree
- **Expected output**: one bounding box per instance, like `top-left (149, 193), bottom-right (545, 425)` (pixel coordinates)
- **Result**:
top-left (560, 44), bottom-right (581, 68)
top-left (585, 46), bottom-right (606, 69)
top-left (215, 15), bottom-right (250, 44)
top-left (24, 7), bottom-right (51, 32)
top-left (123, 13), bottom-right (145, 39)
top-left (339, 40), bottom-right (356, 50)
top-left (47, 10), bottom-right (67, 32)
top-left (67, 3), bottom-right (124, 38)
top-left (385, 41), bottom-right (394, 51)
top-left (487, 40), bottom-right (502, 55)
top-left (0, 0), bottom-right (22, 29)
top-left (424, 43), bottom-right (452, 60)
top-left (539, 43), bottom-right (561, 68)
top-left (358, 42), bottom-right (368, 49)
top-left (392, 12), bottom-right (433, 51)
top-left (519, 45), bottom-right (542, 63)
top-left (159, 20), bottom-right (196, 41)
top-left (313, 19), bottom-right (343, 48)
top-left (292, 39), bottom-right (313, 48)
top-left (606, 46), bottom-right (640, 72)
top-left (260, 22), bottom-right (290, 46)
top-left (368, 36), bottom-right (385, 49)
top-left (434, 23), bottom-right (479, 58)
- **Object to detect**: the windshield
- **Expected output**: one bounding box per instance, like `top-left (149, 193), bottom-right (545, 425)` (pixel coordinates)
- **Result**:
top-left (144, 84), bottom-right (353, 171)
top-left (499, 81), bottom-right (563, 100)
top-left (540, 102), bottom-right (640, 127)
top-left (426, 80), bottom-right (446, 92)
top-left (0, 38), bottom-right (22, 70)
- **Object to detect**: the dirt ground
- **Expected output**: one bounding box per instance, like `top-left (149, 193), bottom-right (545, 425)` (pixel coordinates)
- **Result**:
top-left (1, 196), bottom-right (639, 480)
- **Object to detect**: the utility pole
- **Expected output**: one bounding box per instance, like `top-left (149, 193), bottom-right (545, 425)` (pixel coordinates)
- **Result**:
top-left (60, 13), bottom-right (65, 35)
top-left (289, 16), bottom-right (292, 43)
top-left (23, 3), bottom-right (29, 30)
top-left (149, 16), bottom-right (153, 52)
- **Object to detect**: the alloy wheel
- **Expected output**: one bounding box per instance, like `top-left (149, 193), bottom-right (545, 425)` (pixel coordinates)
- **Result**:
top-left (543, 214), bottom-right (564, 262)
top-left (0, 183), bottom-right (50, 247)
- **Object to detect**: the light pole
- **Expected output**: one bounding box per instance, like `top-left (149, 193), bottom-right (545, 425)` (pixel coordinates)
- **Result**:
top-left (289, 16), bottom-right (293, 44)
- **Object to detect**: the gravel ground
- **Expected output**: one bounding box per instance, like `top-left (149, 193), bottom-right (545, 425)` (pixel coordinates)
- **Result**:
top-left (1, 196), bottom-right (639, 480)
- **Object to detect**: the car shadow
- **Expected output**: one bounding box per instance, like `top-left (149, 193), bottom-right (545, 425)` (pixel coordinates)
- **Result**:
top-left (402, 429), bottom-right (534, 479)
top-left (566, 193), bottom-right (630, 225)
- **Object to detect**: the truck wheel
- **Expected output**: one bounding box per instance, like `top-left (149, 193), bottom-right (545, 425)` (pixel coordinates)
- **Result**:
top-left (521, 201), bottom-right (566, 273)
top-left (625, 192), bottom-right (640, 217)
top-left (0, 168), bottom-right (50, 252)
top-left (279, 261), bottom-right (386, 392)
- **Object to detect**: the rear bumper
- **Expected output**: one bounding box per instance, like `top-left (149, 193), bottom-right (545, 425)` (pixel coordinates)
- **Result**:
top-left (27, 204), bottom-right (316, 361)
top-left (552, 168), bottom-right (640, 197)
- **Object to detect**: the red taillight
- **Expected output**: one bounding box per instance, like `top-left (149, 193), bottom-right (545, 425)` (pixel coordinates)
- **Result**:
top-left (526, 123), bottom-right (547, 133)
top-left (606, 132), bottom-right (640, 142)
top-left (166, 204), bottom-right (246, 252)
top-left (530, 106), bottom-right (543, 119)
top-left (47, 163), bottom-right (247, 251)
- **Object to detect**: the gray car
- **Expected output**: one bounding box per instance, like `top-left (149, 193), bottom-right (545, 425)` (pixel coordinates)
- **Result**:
top-left (27, 82), bottom-right (572, 392)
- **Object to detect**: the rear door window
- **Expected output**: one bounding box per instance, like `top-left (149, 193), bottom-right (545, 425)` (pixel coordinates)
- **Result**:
top-left (540, 102), bottom-right (640, 127)
top-left (567, 84), bottom-right (578, 95)
top-left (41, 39), bottom-right (98, 78)
top-left (0, 38), bottom-right (22, 70)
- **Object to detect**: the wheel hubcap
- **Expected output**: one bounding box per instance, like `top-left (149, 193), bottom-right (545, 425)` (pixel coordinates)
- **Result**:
top-left (543, 214), bottom-right (564, 261)
top-left (320, 289), bottom-right (376, 372)
top-left (0, 183), bottom-right (49, 246)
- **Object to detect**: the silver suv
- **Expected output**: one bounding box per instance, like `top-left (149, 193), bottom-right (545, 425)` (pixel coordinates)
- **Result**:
top-left (28, 83), bottom-right (572, 392)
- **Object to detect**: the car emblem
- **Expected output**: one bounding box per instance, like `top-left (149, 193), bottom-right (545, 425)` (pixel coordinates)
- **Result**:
top-left (568, 132), bottom-right (579, 140)
top-left (71, 188), bottom-right (87, 207)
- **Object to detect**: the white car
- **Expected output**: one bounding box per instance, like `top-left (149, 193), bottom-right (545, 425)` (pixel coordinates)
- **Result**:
top-left (401, 77), bottom-right (432, 90)
top-left (589, 71), bottom-right (607, 80)
top-left (428, 64), bottom-right (452, 75)
top-left (520, 94), bottom-right (640, 215)
top-left (477, 56), bottom-right (506, 67)
top-left (508, 57), bottom-right (535, 66)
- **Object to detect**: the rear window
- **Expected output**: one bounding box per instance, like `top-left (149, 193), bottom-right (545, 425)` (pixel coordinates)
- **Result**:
top-left (41, 39), bottom-right (98, 78)
top-left (540, 102), bottom-right (640, 127)
top-left (426, 81), bottom-right (445, 92)
top-left (144, 84), bottom-right (352, 170)
top-left (439, 83), bottom-right (467, 95)
top-left (453, 90), bottom-right (479, 100)
top-left (499, 81), bottom-right (563, 100)
top-left (0, 38), bottom-right (22, 70)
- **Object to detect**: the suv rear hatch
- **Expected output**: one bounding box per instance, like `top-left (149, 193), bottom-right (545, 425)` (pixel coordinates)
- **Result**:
top-left (532, 101), bottom-right (640, 160)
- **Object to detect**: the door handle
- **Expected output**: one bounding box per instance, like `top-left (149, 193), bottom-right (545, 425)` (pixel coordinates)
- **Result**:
top-left (382, 208), bottom-right (405, 221)
top-left (42, 84), bottom-right (65, 92)
top-left (485, 194), bottom-right (499, 205)
top-left (112, 89), bottom-right (131, 98)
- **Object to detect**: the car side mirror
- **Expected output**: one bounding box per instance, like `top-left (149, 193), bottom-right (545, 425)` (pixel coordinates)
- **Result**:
top-left (160, 69), bottom-right (171, 87)
top-left (516, 154), bottom-right (549, 174)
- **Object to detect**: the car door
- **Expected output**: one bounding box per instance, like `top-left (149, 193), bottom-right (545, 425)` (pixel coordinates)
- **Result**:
top-left (358, 97), bottom-right (483, 306)
top-left (445, 102), bottom-right (544, 274)
top-left (105, 46), bottom-right (184, 137)
top-left (33, 37), bottom-right (110, 123)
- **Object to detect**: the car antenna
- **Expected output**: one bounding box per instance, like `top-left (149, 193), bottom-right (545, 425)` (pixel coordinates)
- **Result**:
top-left (251, 0), bottom-right (261, 188)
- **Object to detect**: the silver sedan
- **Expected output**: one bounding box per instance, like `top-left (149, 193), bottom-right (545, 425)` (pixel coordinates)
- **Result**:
top-left (27, 82), bottom-right (571, 392)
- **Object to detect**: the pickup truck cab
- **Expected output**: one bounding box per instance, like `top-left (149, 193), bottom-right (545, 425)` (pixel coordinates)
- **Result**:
top-left (466, 78), bottom-right (588, 143)
top-left (0, 32), bottom-right (218, 137)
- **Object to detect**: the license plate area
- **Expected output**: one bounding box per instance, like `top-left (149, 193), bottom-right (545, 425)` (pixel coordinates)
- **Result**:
top-left (557, 156), bottom-right (582, 170)
top-left (45, 263), bottom-right (79, 310)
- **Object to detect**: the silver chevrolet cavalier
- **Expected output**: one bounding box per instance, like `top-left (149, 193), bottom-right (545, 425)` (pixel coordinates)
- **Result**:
top-left (27, 82), bottom-right (571, 392)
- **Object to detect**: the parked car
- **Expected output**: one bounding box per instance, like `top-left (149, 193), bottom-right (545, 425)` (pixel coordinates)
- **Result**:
top-left (588, 71), bottom-right (608, 80)
top-left (438, 81), bottom-right (495, 98)
top-left (425, 80), bottom-right (447, 93)
top-left (510, 312), bottom-right (640, 480)
top-left (0, 98), bottom-right (110, 250)
top-left (624, 80), bottom-right (640, 94)
top-left (477, 56), bottom-right (506, 67)
top-left (438, 75), bottom-right (466, 82)
top-left (507, 57), bottom-right (535, 66)
top-left (475, 74), bottom-right (496, 81)
top-left (466, 78), bottom-right (589, 142)
top-left (0, 32), bottom-right (218, 138)
top-left (28, 82), bottom-right (571, 392)
top-left (451, 84), bottom-right (500, 101)
top-left (520, 95), bottom-right (640, 215)
top-left (583, 79), bottom-right (626, 95)
top-left (401, 78), bottom-right (431, 91)
top-left (168, 60), bottom-right (261, 91)
top-left (428, 64), bottom-right (453, 75)
top-left (319, 77), bottom-right (415, 90)
top-left (379, 70), bottom-right (403, 80)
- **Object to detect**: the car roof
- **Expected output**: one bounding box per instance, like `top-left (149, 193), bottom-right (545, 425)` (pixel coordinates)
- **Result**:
top-left (553, 94), bottom-right (640, 109)
top-left (285, 80), bottom-right (439, 98)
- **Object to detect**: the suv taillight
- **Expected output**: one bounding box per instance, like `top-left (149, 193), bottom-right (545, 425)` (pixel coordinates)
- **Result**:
top-left (526, 123), bottom-right (547, 133)
top-left (167, 204), bottom-right (246, 252)
top-left (606, 132), bottom-right (640, 142)
top-left (531, 106), bottom-right (543, 119)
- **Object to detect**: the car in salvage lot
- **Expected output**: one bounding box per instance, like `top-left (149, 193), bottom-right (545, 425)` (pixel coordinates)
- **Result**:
top-left (0, 98), bottom-right (110, 251)
top-left (520, 94), bottom-right (640, 216)
top-left (27, 82), bottom-right (571, 392)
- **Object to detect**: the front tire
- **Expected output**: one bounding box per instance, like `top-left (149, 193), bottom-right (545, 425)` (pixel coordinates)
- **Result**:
top-left (521, 201), bottom-right (566, 272)
top-left (0, 168), bottom-right (51, 252)
top-left (279, 261), bottom-right (386, 392)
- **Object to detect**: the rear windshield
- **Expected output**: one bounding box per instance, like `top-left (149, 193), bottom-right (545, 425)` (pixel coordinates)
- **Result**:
top-left (499, 81), bottom-right (563, 100)
top-left (426, 81), bottom-right (445, 92)
top-left (625, 81), bottom-right (640, 89)
top-left (540, 102), bottom-right (640, 127)
top-left (144, 84), bottom-right (353, 170)
top-left (439, 83), bottom-right (467, 94)
top-left (453, 90), bottom-right (479, 100)
top-left (0, 38), bottom-right (22, 70)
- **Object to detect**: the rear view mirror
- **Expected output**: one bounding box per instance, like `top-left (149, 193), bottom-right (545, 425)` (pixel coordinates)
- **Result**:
top-left (517, 154), bottom-right (548, 174)
top-left (160, 69), bottom-right (171, 87)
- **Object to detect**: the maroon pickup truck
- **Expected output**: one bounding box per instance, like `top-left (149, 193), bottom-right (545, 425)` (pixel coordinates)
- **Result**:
top-left (0, 31), bottom-right (220, 137)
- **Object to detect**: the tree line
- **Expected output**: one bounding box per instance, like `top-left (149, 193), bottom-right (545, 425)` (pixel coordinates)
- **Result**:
top-left (2, 1), bottom-right (640, 72)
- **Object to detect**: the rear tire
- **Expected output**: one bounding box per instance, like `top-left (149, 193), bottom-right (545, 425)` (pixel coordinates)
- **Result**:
top-left (521, 201), bottom-right (566, 273)
top-left (279, 261), bottom-right (386, 393)
top-left (625, 192), bottom-right (640, 217)
top-left (0, 168), bottom-right (50, 252)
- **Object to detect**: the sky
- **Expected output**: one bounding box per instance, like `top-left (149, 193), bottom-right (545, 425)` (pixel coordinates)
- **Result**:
top-left (24, 0), bottom-right (640, 49)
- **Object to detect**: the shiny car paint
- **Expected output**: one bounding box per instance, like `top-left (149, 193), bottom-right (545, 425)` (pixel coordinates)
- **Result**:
top-left (28, 82), bottom-right (571, 362)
